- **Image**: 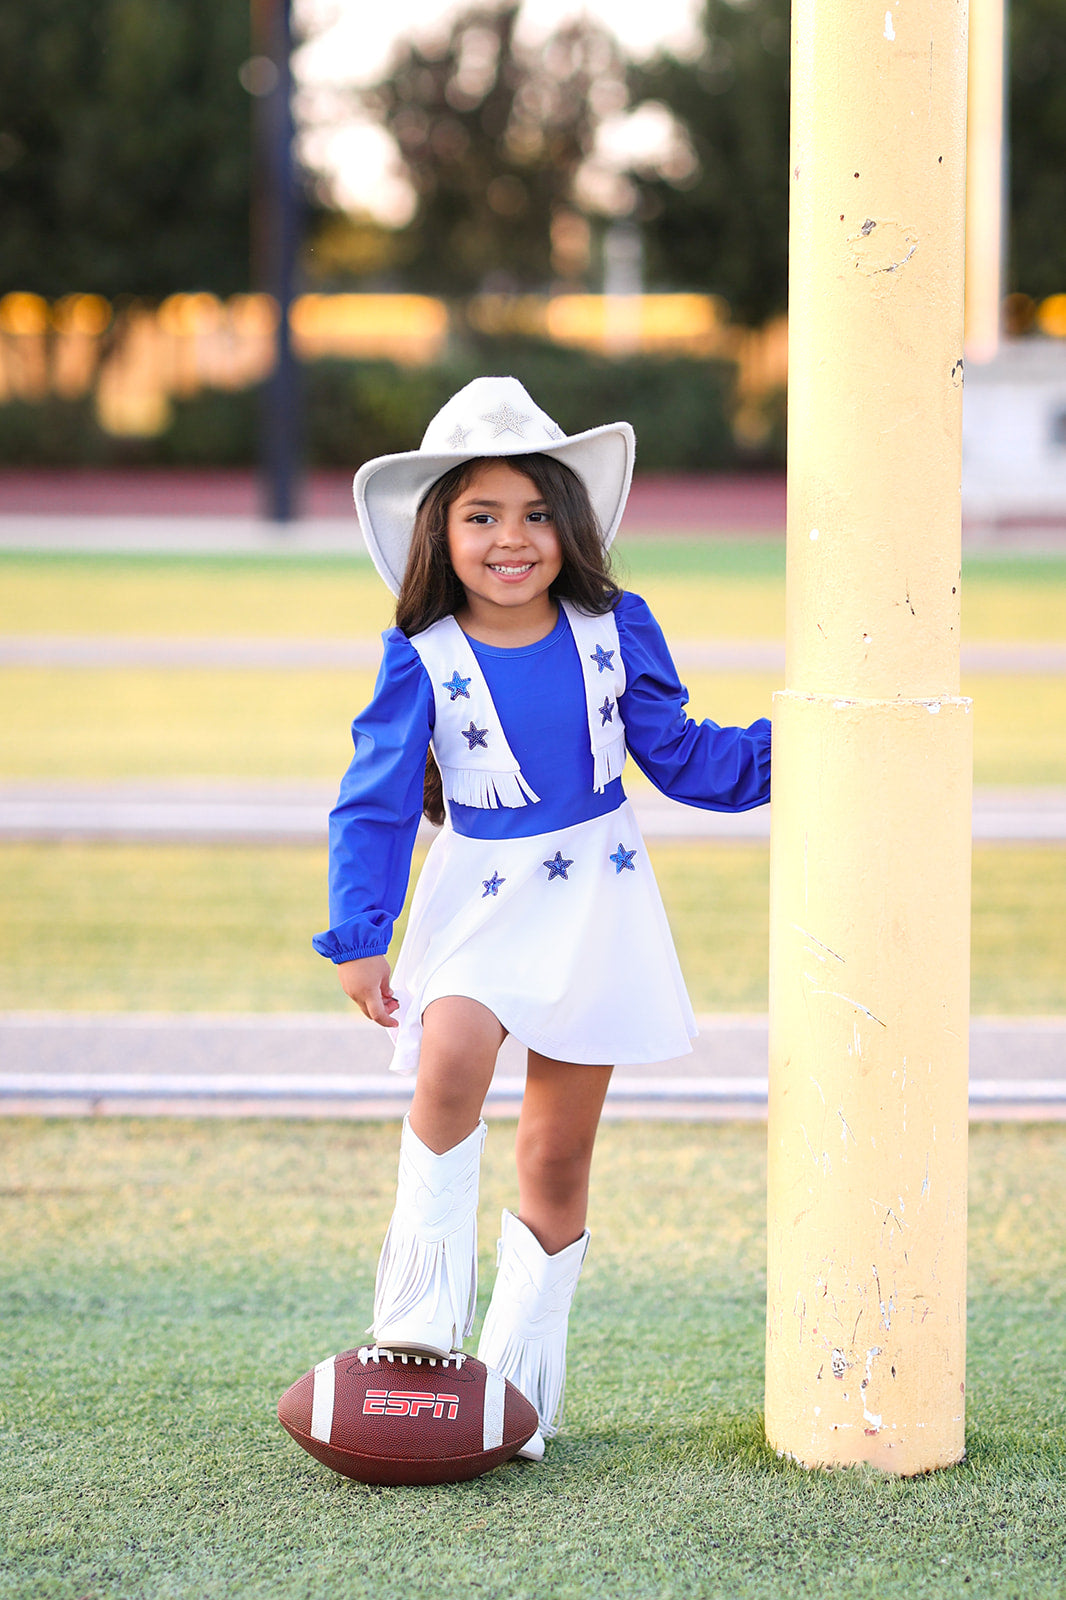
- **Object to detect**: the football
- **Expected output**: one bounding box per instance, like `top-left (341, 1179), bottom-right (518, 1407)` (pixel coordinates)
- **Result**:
top-left (277, 1345), bottom-right (539, 1486)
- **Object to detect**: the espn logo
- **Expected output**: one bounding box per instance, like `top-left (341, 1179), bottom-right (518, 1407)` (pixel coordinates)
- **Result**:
top-left (362, 1389), bottom-right (460, 1420)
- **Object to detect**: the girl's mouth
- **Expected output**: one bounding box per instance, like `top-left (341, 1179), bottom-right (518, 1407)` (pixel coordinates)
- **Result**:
top-left (487, 562), bottom-right (534, 577)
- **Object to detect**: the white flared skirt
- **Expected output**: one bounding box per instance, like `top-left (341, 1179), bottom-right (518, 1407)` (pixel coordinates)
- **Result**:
top-left (389, 798), bottom-right (697, 1075)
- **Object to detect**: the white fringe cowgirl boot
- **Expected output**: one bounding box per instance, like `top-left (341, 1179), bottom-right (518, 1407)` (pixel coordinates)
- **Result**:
top-left (476, 1209), bottom-right (590, 1462)
top-left (372, 1116), bottom-right (487, 1358)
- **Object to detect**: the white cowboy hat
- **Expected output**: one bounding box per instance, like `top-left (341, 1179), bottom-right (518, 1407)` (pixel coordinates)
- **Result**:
top-left (353, 375), bottom-right (635, 595)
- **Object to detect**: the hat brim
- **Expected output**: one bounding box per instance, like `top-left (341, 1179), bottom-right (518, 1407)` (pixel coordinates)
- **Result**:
top-left (353, 421), bottom-right (635, 596)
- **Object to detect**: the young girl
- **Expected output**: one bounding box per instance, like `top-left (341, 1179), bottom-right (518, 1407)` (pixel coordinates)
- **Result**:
top-left (313, 376), bottom-right (770, 1461)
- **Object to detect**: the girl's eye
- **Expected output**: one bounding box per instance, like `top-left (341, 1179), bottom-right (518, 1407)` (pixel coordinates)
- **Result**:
top-left (528, 510), bottom-right (552, 523)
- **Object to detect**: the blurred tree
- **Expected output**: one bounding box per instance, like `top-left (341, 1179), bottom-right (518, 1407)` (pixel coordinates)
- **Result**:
top-left (361, 3), bottom-right (625, 295)
top-left (625, 0), bottom-right (791, 326)
top-left (0, 0), bottom-right (252, 297)
top-left (301, 210), bottom-right (408, 290)
top-left (1008, 0), bottom-right (1066, 299)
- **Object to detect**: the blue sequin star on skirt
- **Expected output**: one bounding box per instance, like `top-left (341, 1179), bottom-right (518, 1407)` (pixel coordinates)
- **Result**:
top-left (590, 644), bottom-right (615, 673)
top-left (443, 670), bottom-right (472, 700)
top-left (462, 722), bottom-right (489, 750)
top-left (609, 843), bottom-right (637, 873)
top-left (543, 851), bottom-right (574, 881)
top-left (599, 696), bottom-right (614, 725)
top-left (482, 871), bottom-right (505, 898)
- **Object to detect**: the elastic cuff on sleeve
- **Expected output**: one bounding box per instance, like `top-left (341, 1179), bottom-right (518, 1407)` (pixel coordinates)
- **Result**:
top-left (328, 944), bottom-right (389, 964)
top-left (311, 932), bottom-right (391, 963)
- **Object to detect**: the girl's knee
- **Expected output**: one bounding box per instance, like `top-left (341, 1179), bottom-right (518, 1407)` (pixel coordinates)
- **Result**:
top-left (517, 1125), bottom-right (595, 1192)
top-left (414, 1055), bottom-right (490, 1118)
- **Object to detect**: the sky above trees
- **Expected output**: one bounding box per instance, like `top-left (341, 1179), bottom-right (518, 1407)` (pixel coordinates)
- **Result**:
top-left (293, 0), bottom-right (703, 223)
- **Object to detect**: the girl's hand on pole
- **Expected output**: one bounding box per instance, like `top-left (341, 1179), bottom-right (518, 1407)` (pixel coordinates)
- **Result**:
top-left (336, 956), bottom-right (399, 1028)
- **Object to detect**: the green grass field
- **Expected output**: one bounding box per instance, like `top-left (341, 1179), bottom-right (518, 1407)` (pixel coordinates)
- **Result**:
top-left (2, 840), bottom-right (1063, 1014)
top-left (2, 1116), bottom-right (1063, 1600)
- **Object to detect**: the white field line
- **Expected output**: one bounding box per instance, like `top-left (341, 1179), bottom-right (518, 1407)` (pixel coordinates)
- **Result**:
top-left (2, 635), bottom-right (1066, 673)
top-left (3, 1072), bottom-right (1064, 1107)
top-left (1, 785), bottom-right (1065, 840)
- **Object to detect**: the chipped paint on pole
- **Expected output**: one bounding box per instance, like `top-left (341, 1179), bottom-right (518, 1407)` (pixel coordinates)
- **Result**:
top-left (765, 0), bottom-right (972, 1474)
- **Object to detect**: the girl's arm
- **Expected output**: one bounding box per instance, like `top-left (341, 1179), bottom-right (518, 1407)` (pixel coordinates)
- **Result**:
top-left (312, 631), bottom-right (434, 990)
top-left (617, 591), bottom-right (772, 812)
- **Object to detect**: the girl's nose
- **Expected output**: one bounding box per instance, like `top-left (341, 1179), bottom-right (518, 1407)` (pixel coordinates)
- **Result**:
top-left (495, 519), bottom-right (528, 546)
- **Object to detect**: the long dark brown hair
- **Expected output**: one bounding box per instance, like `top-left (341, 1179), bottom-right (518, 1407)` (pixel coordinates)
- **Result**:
top-left (396, 452), bottom-right (622, 823)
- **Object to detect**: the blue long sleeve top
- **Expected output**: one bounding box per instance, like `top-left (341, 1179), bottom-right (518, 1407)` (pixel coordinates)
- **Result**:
top-left (313, 590), bottom-right (771, 963)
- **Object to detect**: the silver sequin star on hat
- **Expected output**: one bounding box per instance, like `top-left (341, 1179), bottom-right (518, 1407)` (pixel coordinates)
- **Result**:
top-left (480, 400), bottom-right (531, 438)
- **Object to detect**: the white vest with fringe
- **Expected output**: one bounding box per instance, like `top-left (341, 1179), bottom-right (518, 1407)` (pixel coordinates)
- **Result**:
top-left (409, 599), bottom-right (627, 810)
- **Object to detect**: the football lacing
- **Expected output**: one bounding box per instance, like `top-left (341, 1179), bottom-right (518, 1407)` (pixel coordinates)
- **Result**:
top-left (356, 1344), bottom-right (468, 1369)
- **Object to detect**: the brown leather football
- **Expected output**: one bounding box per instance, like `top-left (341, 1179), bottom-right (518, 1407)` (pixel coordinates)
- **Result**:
top-left (278, 1346), bottom-right (539, 1485)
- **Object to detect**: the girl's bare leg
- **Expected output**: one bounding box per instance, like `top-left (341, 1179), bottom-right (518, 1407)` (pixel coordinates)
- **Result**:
top-left (515, 1052), bottom-right (614, 1255)
top-left (408, 995), bottom-right (505, 1153)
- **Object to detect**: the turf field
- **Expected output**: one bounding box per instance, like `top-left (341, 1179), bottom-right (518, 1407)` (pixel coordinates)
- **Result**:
top-left (2, 1117), bottom-right (1063, 1600)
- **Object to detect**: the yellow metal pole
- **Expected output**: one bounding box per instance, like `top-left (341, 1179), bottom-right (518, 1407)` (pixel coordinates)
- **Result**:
top-left (765, 0), bottom-right (972, 1474)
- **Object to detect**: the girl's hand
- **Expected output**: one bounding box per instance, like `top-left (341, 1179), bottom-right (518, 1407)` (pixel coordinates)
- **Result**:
top-left (336, 956), bottom-right (400, 1029)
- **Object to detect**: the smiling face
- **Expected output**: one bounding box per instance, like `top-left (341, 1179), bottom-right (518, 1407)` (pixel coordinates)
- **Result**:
top-left (445, 459), bottom-right (564, 641)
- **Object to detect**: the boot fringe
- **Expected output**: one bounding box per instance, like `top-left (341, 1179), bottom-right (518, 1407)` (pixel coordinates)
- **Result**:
top-left (371, 1118), bottom-right (485, 1349)
top-left (476, 1214), bottom-right (590, 1439)
top-left (373, 1210), bottom-right (479, 1343)
top-left (479, 1318), bottom-right (567, 1438)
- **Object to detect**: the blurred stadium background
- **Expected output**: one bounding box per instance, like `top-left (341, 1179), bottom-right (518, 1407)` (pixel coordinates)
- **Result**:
top-left (0, 0), bottom-right (1063, 508)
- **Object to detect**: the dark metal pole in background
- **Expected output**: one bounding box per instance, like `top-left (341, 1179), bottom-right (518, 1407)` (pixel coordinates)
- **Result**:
top-left (254, 0), bottom-right (300, 522)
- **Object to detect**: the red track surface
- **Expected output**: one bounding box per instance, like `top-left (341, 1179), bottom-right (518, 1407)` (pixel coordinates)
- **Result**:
top-left (0, 469), bottom-right (786, 532)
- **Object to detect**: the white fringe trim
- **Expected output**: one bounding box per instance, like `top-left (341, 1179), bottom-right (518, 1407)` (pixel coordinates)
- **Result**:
top-left (479, 1315), bottom-right (569, 1438)
top-left (372, 1118), bottom-right (485, 1346)
top-left (440, 764), bottom-right (541, 810)
top-left (476, 1215), bottom-right (589, 1438)
top-left (373, 1210), bottom-right (479, 1343)
top-left (592, 733), bottom-right (626, 794)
